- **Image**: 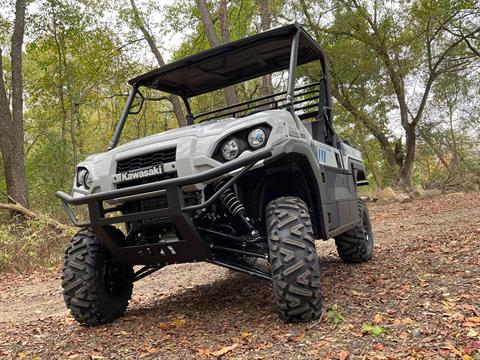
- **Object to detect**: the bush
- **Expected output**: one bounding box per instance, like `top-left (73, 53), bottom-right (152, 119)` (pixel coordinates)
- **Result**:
top-left (0, 218), bottom-right (75, 272)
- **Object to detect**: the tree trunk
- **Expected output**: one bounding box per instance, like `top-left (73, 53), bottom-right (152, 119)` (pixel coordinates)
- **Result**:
top-left (57, 29), bottom-right (79, 170)
top-left (329, 83), bottom-right (401, 178)
top-left (218, 0), bottom-right (229, 44)
top-left (259, 0), bottom-right (274, 96)
top-left (69, 100), bottom-right (79, 168)
top-left (197, 0), bottom-right (220, 47)
top-left (129, 0), bottom-right (186, 127)
top-left (0, 0), bottom-right (29, 208)
top-left (196, 0), bottom-right (238, 107)
top-left (419, 131), bottom-right (449, 169)
top-left (52, 18), bottom-right (69, 184)
top-left (398, 125), bottom-right (416, 189)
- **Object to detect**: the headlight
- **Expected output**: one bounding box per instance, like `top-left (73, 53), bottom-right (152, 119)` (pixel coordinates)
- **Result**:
top-left (77, 168), bottom-right (93, 189)
top-left (248, 128), bottom-right (267, 148)
top-left (221, 138), bottom-right (241, 161)
top-left (214, 124), bottom-right (271, 162)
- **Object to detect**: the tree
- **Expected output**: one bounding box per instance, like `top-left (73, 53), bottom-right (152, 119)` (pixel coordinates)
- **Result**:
top-left (196, 0), bottom-right (238, 106)
top-left (129, 0), bottom-right (187, 127)
top-left (440, 5), bottom-right (480, 58)
top-left (299, 0), bottom-right (480, 187)
top-left (21, 0), bottom-right (148, 209)
top-left (259, 0), bottom-right (274, 96)
top-left (0, 0), bottom-right (29, 207)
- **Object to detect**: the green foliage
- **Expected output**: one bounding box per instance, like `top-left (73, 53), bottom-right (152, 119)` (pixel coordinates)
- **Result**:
top-left (0, 14), bottom-right (11, 45)
top-left (0, 219), bottom-right (75, 272)
top-left (326, 304), bottom-right (344, 325)
top-left (362, 323), bottom-right (386, 336)
top-left (298, 0), bottom-right (480, 187)
top-left (17, 0), bottom-right (149, 213)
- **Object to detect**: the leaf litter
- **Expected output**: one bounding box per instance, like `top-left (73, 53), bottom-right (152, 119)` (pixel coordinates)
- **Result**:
top-left (0, 192), bottom-right (479, 359)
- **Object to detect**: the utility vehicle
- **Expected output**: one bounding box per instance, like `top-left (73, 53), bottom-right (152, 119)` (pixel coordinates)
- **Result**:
top-left (57, 23), bottom-right (373, 326)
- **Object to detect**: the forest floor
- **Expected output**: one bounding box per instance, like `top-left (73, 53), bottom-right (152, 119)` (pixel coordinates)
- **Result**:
top-left (0, 192), bottom-right (479, 359)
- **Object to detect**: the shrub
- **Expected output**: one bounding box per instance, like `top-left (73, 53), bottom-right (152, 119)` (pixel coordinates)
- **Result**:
top-left (0, 218), bottom-right (75, 272)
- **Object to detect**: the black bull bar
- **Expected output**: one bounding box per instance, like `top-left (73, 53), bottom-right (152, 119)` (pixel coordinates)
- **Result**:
top-left (56, 148), bottom-right (272, 266)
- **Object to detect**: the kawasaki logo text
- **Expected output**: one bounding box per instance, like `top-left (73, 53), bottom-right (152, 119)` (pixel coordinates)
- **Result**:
top-left (121, 165), bottom-right (162, 182)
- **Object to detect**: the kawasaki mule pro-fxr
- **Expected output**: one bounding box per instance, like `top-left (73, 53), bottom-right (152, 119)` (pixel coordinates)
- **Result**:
top-left (57, 23), bottom-right (373, 326)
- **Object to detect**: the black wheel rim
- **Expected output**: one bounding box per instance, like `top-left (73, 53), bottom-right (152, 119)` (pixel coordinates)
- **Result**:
top-left (104, 258), bottom-right (129, 295)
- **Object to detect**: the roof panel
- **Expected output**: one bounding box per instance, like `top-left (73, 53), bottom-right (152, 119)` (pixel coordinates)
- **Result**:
top-left (128, 23), bottom-right (323, 98)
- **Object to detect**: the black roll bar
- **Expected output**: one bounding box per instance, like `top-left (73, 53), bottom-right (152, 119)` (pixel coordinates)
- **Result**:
top-left (108, 26), bottom-right (335, 150)
top-left (287, 30), bottom-right (300, 118)
top-left (109, 84), bottom-right (139, 150)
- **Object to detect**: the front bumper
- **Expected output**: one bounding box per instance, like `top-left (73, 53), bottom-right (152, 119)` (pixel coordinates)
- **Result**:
top-left (57, 148), bottom-right (273, 266)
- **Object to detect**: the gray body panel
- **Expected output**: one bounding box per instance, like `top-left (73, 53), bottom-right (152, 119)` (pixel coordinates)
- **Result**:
top-left (71, 109), bottom-right (364, 239)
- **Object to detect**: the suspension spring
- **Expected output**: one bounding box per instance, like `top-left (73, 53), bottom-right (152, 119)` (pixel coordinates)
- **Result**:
top-left (215, 180), bottom-right (246, 217)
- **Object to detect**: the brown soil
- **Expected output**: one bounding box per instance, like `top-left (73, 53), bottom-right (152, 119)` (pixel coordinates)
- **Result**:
top-left (0, 192), bottom-right (479, 359)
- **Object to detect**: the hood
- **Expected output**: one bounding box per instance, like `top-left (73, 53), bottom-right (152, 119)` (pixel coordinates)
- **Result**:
top-left (112, 117), bottom-right (235, 153)
top-left (85, 110), bottom-right (286, 161)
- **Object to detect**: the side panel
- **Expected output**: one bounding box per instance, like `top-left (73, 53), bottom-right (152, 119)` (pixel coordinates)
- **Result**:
top-left (265, 139), bottom-right (360, 239)
top-left (313, 141), bottom-right (359, 237)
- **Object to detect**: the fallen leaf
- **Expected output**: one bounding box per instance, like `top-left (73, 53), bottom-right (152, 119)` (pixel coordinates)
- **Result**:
top-left (293, 332), bottom-right (305, 342)
top-left (211, 343), bottom-right (239, 357)
top-left (197, 348), bottom-right (210, 356)
top-left (451, 313), bottom-right (465, 321)
top-left (114, 331), bottom-right (128, 336)
top-left (442, 343), bottom-right (463, 357)
top-left (402, 318), bottom-right (415, 325)
top-left (374, 313), bottom-right (383, 324)
top-left (241, 331), bottom-right (251, 337)
top-left (338, 350), bottom-right (349, 360)
top-left (255, 342), bottom-right (273, 350)
top-left (466, 329), bottom-right (478, 338)
top-left (466, 317), bottom-right (480, 323)
top-left (362, 323), bottom-right (385, 336)
top-left (172, 319), bottom-right (186, 328)
top-left (138, 353), bottom-right (151, 359)
top-left (159, 322), bottom-right (171, 330)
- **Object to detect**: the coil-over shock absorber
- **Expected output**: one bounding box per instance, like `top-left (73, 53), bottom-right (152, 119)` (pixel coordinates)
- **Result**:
top-left (215, 180), bottom-right (254, 231)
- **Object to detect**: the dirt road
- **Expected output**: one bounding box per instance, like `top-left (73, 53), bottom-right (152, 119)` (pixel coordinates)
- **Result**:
top-left (1, 193), bottom-right (479, 359)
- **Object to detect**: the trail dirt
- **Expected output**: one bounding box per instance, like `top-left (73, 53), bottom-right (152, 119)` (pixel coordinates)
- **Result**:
top-left (0, 192), bottom-right (479, 359)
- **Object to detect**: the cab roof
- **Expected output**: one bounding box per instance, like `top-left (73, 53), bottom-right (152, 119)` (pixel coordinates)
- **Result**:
top-left (128, 23), bottom-right (324, 98)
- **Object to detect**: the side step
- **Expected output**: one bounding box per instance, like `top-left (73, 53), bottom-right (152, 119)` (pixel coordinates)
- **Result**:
top-left (208, 259), bottom-right (271, 281)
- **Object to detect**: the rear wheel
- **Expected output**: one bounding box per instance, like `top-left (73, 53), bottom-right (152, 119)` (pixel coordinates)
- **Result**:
top-left (335, 199), bottom-right (374, 263)
top-left (62, 227), bottom-right (133, 326)
top-left (266, 197), bottom-right (322, 322)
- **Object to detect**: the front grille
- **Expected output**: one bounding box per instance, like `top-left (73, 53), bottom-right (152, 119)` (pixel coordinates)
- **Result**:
top-left (141, 196), bottom-right (169, 211)
top-left (116, 147), bottom-right (176, 173)
top-left (122, 191), bottom-right (202, 223)
top-left (138, 191), bottom-right (202, 211)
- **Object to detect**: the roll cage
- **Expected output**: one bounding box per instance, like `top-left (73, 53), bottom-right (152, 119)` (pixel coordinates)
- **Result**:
top-left (109, 23), bottom-right (336, 150)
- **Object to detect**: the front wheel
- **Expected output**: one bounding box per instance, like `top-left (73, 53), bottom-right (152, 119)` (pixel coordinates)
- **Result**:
top-left (62, 227), bottom-right (134, 326)
top-left (335, 199), bottom-right (374, 263)
top-left (266, 197), bottom-right (322, 322)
